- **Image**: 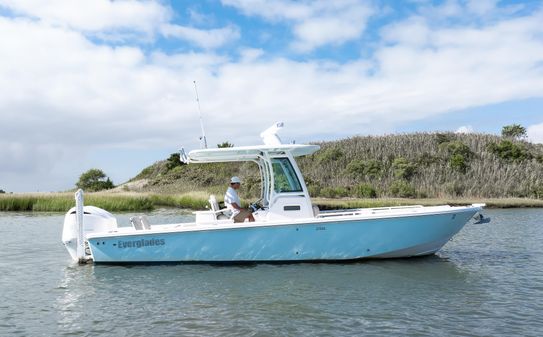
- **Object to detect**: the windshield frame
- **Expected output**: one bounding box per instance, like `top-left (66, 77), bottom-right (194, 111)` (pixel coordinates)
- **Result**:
top-left (270, 157), bottom-right (303, 193)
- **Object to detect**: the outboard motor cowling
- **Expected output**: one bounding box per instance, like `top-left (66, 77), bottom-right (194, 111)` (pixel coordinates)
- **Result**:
top-left (62, 206), bottom-right (117, 261)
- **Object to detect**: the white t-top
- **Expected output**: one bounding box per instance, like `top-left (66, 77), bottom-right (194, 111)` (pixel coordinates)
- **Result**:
top-left (224, 186), bottom-right (241, 217)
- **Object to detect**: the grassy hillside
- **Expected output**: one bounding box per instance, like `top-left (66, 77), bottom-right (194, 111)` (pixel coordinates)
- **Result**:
top-left (126, 132), bottom-right (543, 200)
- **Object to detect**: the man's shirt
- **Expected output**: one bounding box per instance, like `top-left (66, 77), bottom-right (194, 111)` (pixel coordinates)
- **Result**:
top-left (224, 186), bottom-right (241, 216)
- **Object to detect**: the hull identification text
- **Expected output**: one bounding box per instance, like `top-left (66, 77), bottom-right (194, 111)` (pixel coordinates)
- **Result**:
top-left (117, 238), bottom-right (165, 249)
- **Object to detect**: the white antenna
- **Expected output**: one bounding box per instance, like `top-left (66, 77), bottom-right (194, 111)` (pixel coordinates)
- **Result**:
top-left (193, 80), bottom-right (208, 149)
top-left (260, 122), bottom-right (284, 145)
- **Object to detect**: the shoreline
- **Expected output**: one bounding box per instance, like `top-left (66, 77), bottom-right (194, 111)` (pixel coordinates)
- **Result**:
top-left (1, 192), bottom-right (542, 212)
top-left (312, 197), bottom-right (543, 210)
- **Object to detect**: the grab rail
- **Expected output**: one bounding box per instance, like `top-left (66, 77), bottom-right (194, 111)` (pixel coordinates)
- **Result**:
top-left (317, 205), bottom-right (426, 218)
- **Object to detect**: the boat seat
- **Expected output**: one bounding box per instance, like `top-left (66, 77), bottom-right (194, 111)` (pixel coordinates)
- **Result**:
top-left (312, 205), bottom-right (320, 217)
top-left (209, 195), bottom-right (231, 220)
top-left (130, 216), bottom-right (143, 230)
top-left (139, 215), bottom-right (151, 229)
top-left (130, 215), bottom-right (151, 230)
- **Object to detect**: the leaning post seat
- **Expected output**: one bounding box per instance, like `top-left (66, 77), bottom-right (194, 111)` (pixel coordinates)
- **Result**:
top-left (208, 195), bottom-right (220, 212)
top-left (208, 195), bottom-right (231, 220)
top-left (130, 216), bottom-right (143, 230)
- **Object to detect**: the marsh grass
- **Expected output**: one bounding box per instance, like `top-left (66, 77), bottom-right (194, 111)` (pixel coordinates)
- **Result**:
top-left (0, 192), bottom-right (209, 212)
top-left (1, 192), bottom-right (541, 212)
top-left (147, 191), bottom-right (209, 209)
top-left (0, 193), bottom-right (154, 212)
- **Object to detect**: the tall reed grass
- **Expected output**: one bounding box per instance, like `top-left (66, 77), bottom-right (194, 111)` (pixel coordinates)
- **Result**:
top-left (127, 132), bottom-right (543, 200)
top-left (300, 133), bottom-right (543, 199)
top-left (0, 192), bottom-right (209, 212)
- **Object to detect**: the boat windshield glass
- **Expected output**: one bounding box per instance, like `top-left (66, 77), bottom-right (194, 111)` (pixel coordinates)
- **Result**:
top-left (271, 158), bottom-right (303, 193)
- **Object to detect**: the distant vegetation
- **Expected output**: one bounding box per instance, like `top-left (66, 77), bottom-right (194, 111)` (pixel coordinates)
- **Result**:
top-left (217, 141), bottom-right (234, 148)
top-left (501, 124), bottom-right (527, 139)
top-left (2, 125), bottom-right (542, 213)
top-left (125, 124), bottom-right (543, 200)
top-left (0, 189), bottom-right (5, 194)
top-left (76, 169), bottom-right (114, 192)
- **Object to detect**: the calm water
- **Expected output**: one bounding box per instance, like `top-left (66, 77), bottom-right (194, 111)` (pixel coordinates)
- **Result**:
top-left (1, 209), bottom-right (542, 337)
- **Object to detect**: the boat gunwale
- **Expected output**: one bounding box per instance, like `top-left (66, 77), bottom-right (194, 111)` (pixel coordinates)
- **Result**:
top-left (86, 204), bottom-right (481, 240)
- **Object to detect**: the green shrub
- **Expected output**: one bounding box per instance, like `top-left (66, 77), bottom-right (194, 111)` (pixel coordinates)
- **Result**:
top-left (487, 140), bottom-right (532, 162)
top-left (166, 153), bottom-right (184, 170)
top-left (438, 140), bottom-right (473, 173)
top-left (392, 158), bottom-right (417, 180)
top-left (320, 186), bottom-right (349, 198)
top-left (76, 169), bottom-right (114, 192)
top-left (335, 187), bottom-right (349, 197)
top-left (346, 159), bottom-right (382, 179)
top-left (449, 154), bottom-right (468, 173)
top-left (417, 153), bottom-right (440, 166)
top-left (346, 160), bottom-right (365, 176)
top-left (442, 140), bottom-right (473, 159)
top-left (319, 187), bottom-right (334, 198)
top-left (390, 180), bottom-right (416, 198)
top-left (354, 184), bottom-right (377, 198)
top-left (364, 160), bottom-right (382, 179)
top-left (317, 148), bottom-right (344, 163)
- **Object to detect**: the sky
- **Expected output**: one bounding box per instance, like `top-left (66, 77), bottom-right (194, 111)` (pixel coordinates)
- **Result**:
top-left (0, 0), bottom-right (542, 192)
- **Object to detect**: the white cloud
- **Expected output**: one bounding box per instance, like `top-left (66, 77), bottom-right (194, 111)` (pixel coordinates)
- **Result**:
top-left (239, 48), bottom-right (265, 62)
top-left (0, 0), bottom-right (170, 35)
top-left (527, 123), bottom-right (543, 144)
top-left (222, 0), bottom-right (373, 52)
top-left (220, 0), bottom-right (313, 21)
top-left (424, 0), bottom-right (464, 18)
top-left (455, 125), bottom-right (474, 134)
top-left (1, 5), bottom-right (543, 191)
top-left (0, 0), bottom-right (239, 47)
top-left (466, 0), bottom-right (498, 15)
top-left (161, 24), bottom-right (240, 49)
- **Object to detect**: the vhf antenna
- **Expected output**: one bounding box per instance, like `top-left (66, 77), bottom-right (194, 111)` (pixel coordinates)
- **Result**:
top-left (193, 80), bottom-right (208, 149)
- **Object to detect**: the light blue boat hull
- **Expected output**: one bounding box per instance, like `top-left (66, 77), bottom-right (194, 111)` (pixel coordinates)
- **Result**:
top-left (88, 209), bottom-right (476, 263)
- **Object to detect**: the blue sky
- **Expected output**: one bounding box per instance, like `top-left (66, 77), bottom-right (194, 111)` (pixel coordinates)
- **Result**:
top-left (0, 0), bottom-right (542, 192)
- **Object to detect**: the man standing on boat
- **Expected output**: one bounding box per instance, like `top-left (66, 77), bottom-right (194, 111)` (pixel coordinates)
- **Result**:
top-left (225, 176), bottom-right (255, 223)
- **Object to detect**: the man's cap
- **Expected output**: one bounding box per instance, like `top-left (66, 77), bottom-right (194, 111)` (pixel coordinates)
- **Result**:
top-left (230, 176), bottom-right (241, 184)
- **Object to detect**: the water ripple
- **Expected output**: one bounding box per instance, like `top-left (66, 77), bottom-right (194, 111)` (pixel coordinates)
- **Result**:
top-left (0, 209), bottom-right (542, 336)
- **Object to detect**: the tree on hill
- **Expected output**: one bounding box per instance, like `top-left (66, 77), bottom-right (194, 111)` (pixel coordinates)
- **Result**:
top-left (76, 169), bottom-right (114, 192)
top-left (166, 153), bottom-right (185, 170)
top-left (217, 141), bottom-right (234, 148)
top-left (501, 124), bottom-right (527, 140)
